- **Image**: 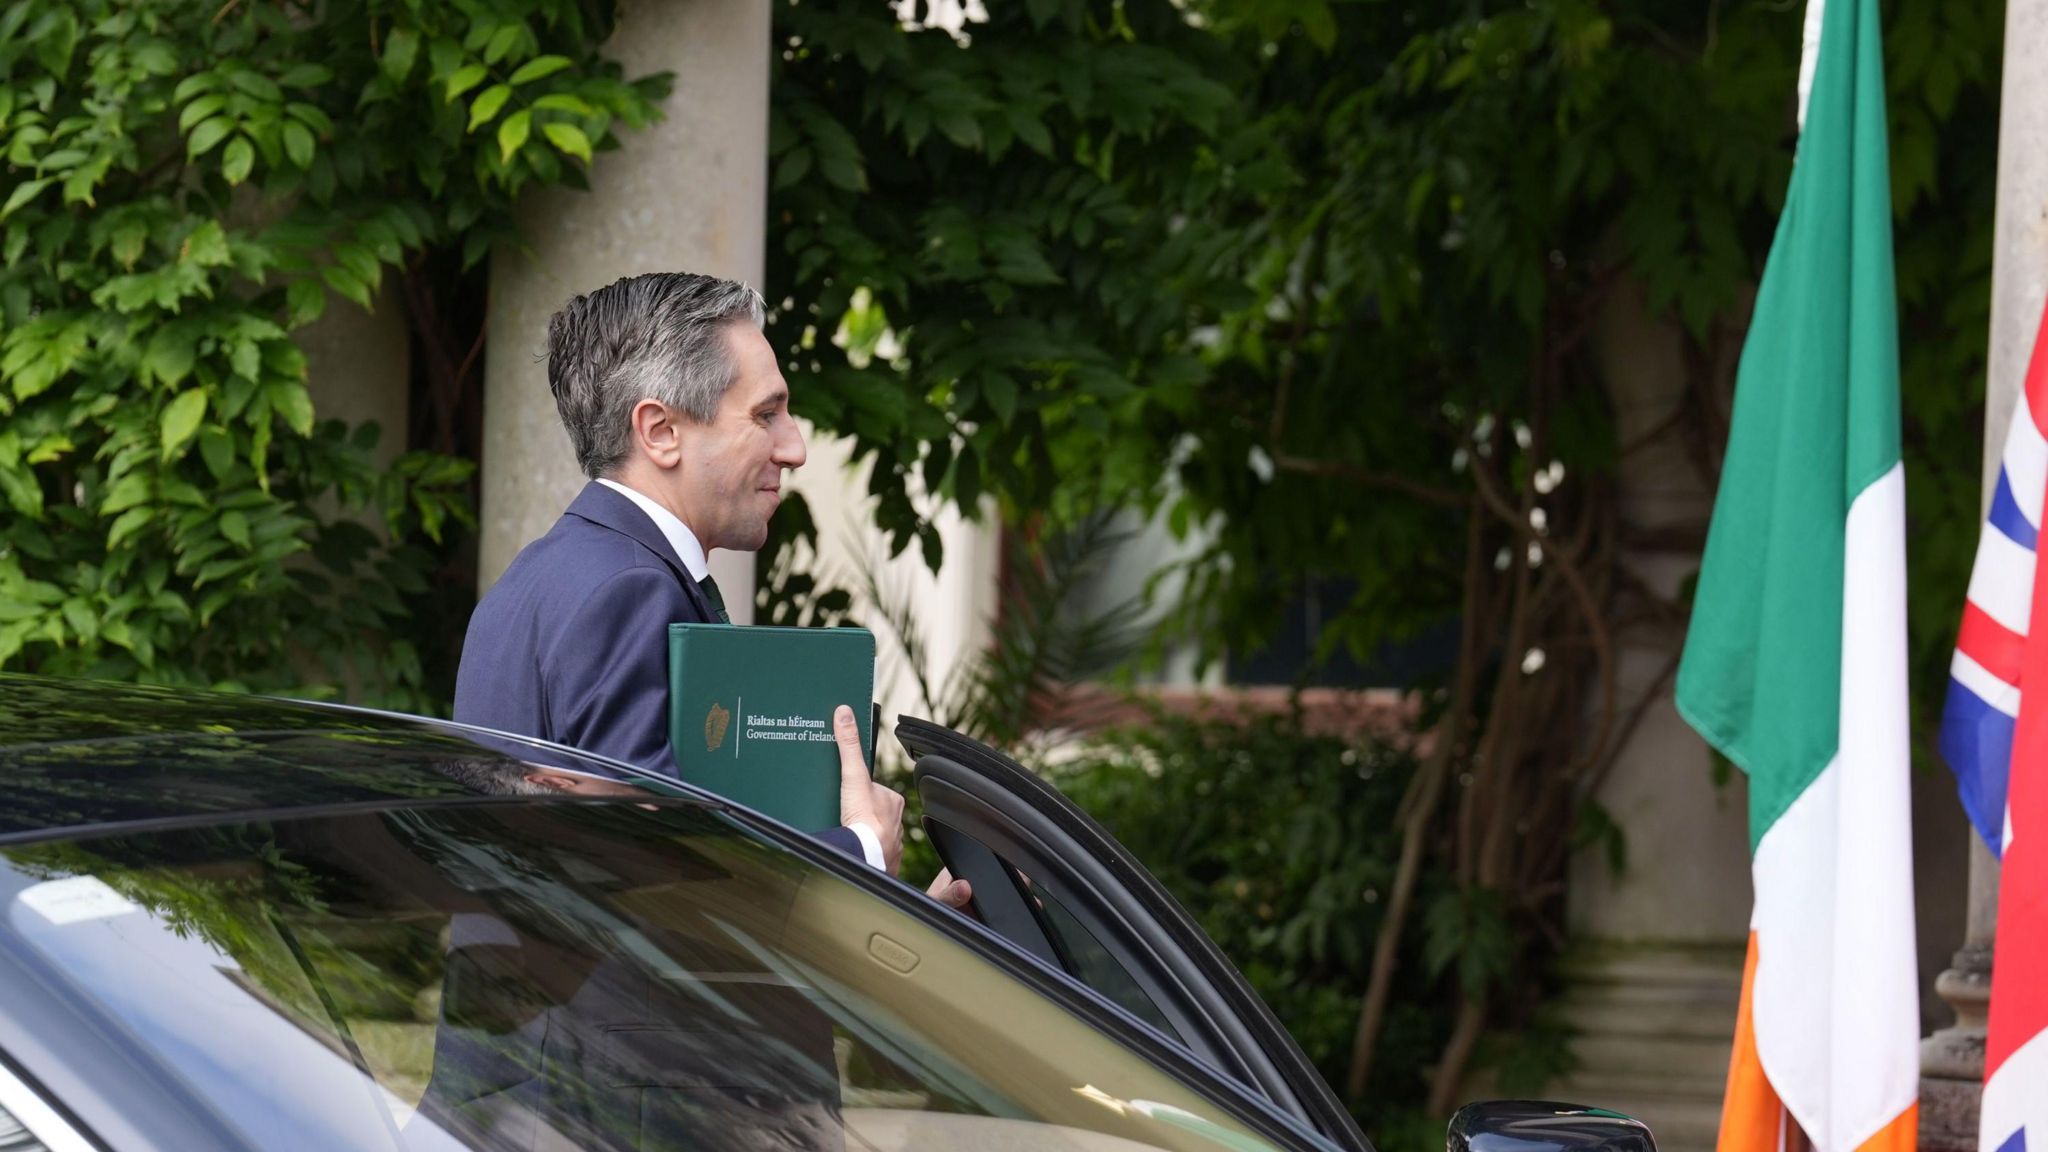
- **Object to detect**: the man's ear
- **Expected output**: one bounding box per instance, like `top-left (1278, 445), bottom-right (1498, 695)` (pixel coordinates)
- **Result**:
top-left (630, 399), bottom-right (683, 469)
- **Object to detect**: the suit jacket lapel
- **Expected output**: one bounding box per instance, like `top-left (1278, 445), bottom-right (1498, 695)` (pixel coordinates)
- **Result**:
top-left (563, 482), bottom-right (719, 621)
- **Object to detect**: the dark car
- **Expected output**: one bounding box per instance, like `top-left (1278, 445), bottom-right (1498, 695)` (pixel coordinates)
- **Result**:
top-left (0, 675), bottom-right (1651, 1152)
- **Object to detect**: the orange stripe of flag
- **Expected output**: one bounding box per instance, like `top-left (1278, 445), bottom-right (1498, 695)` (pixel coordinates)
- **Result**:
top-left (1719, 932), bottom-right (1783, 1152)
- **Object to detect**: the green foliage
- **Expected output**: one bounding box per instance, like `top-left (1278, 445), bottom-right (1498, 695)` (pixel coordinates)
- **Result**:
top-left (770, 0), bottom-right (1252, 570)
top-left (773, 0), bottom-right (2002, 714)
top-left (777, 0), bottom-right (2003, 1119)
top-left (1046, 713), bottom-right (1451, 1134)
top-left (0, 0), bottom-right (664, 706)
top-left (1421, 886), bottom-right (1511, 1000)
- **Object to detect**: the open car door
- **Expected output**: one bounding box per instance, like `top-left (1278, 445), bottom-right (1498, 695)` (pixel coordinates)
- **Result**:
top-left (900, 717), bottom-right (1371, 1152)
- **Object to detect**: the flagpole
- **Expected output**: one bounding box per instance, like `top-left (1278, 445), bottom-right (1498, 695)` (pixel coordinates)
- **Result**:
top-left (1920, 2), bottom-right (2048, 1148)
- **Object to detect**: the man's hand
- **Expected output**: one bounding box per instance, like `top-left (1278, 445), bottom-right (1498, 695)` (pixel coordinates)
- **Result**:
top-left (926, 868), bottom-right (972, 910)
top-left (835, 704), bottom-right (904, 874)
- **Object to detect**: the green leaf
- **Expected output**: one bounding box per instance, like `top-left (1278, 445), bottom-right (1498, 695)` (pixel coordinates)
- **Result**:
top-left (286, 278), bottom-right (327, 328)
top-left (1, 178), bottom-right (49, 219)
top-left (321, 264), bottom-right (371, 310)
top-left (268, 379), bottom-right (316, 437)
top-left (445, 64), bottom-right (488, 101)
top-left (497, 109), bottom-right (531, 162)
top-left (172, 73), bottom-right (218, 105)
top-left (228, 70), bottom-right (283, 102)
top-left (985, 373), bottom-right (1019, 423)
top-left (221, 136), bottom-right (255, 185)
top-left (277, 63), bottom-right (333, 88)
top-left (483, 24), bottom-right (521, 65)
top-left (181, 220), bottom-right (231, 266)
top-left (381, 26), bottom-right (420, 82)
top-left (60, 598), bottom-right (95, 644)
top-left (198, 428), bottom-right (235, 480)
top-left (229, 339), bottom-right (261, 383)
top-left (773, 146), bottom-right (813, 189)
top-left (509, 55), bottom-right (571, 86)
top-left (101, 473), bottom-right (152, 516)
top-left (178, 93), bottom-right (225, 133)
top-left (287, 102), bottom-right (334, 135)
top-left (540, 121), bottom-right (591, 162)
top-left (467, 84), bottom-right (512, 132)
top-left (532, 93), bottom-right (594, 116)
top-left (219, 510), bottom-right (250, 549)
top-left (187, 116), bottom-right (233, 159)
top-left (282, 121), bottom-right (315, 169)
top-left (1010, 111), bottom-right (1053, 157)
top-left (141, 326), bottom-right (198, 388)
top-left (160, 389), bottom-right (208, 459)
top-left (105, 506), bottom-right (154, 550)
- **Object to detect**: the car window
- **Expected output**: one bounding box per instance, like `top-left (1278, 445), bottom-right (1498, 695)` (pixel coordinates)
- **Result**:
top-left (0, 802), bottom-right (1316, 1152)
top-left (1004, 863), bottom-right (1185, 1045)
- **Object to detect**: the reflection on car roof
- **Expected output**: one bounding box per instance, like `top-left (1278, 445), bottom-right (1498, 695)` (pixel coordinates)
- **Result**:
top-left (0, 673), bottom-right (694, 842)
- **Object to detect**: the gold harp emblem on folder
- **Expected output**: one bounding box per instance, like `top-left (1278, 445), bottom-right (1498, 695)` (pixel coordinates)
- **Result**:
top-left (704, 702), bottom-right (731, 752)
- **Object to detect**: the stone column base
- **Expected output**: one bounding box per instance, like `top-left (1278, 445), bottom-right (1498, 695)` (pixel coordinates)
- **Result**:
top-left (1919, 946), bottom-right (1991, 1152)
top-left (1543, 943), bottom-right (1745, 1152)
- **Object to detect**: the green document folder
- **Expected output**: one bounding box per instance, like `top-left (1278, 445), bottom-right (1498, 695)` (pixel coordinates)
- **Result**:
top-left (667, 623), bottom-right (876, 829)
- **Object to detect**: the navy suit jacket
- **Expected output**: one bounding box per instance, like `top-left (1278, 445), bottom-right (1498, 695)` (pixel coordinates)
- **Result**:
top-left (455, 482), bottom-right (861, 859)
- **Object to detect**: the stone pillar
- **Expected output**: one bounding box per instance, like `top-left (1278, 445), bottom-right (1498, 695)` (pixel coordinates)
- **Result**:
top-left (298, 289), bottom-right (410, 474)
top-left (479, 0), bottom-right (770, 615)
top-left (1920, 3), bottom-right (2048, 1144)
top-left (1543, 279), bottom-right (1753, 1152)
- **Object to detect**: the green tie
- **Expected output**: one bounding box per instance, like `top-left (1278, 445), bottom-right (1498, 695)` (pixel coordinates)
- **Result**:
top-left (698, 574), bottom-right (732, 624)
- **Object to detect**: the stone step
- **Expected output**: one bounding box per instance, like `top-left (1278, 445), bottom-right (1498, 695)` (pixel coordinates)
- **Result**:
top-left (1545, 1088), bottom-right (1722, 1152)
top-left (1568, 1033), bottom-right (1736, 1083)
top-left (1557, 992), bottom-right (1741, 1041)
top-left (1555, 947), bottom-right (1747, 989)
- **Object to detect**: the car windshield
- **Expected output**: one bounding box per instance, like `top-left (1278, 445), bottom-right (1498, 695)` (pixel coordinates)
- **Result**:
top-left (0, 798), bottom-right (1297, 1152)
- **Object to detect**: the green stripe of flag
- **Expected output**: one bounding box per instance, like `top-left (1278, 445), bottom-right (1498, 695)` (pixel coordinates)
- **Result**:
top-left (1675, 0), bottom-right (1899, 854)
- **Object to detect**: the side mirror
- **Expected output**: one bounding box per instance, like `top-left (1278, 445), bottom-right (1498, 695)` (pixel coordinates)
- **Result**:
top-left (1448, 1100), bottom-right (1656, 1152)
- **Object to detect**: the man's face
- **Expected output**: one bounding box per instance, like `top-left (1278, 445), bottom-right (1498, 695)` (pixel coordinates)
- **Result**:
top-left (669, 324), bottom-right (806, 553)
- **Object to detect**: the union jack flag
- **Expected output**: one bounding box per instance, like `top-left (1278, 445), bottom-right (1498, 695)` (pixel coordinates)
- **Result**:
top-left (1941, 295), bottom-right (2048, 1152)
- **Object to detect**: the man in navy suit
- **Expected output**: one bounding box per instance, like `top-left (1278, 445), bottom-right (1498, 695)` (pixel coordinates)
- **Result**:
top-left (455, 272), bottom-right (966, 900)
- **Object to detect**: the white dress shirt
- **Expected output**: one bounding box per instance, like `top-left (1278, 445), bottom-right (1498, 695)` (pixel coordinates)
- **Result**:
top-left (594, 477), bottom-right (886, 871)
top-left (595, 478), bottom-right (708, 581)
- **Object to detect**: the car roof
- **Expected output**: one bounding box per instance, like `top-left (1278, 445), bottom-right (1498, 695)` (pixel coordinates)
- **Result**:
top-left (0, 673), bottom-right (693, 842)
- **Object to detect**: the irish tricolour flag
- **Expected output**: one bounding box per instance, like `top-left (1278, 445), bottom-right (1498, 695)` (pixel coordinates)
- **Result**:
top-left (1674, 0), bottom-right (1918, 1149)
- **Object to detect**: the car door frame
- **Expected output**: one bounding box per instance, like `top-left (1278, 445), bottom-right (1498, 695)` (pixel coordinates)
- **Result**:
top-left (899, 716), bottom-right (1371, 1152)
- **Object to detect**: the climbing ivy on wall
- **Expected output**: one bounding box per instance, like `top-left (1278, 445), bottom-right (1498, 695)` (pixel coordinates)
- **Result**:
top-left (0, 0), bottom-right (664, 707)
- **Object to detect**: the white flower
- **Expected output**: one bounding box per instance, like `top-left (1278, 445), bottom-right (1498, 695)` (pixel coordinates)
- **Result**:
top-left (1247, 445), bottom-right (1274, 482)
top-left (1527, 542), bottom-right (1544, 567)
top-left (1513, 420), bottom-right (1532, 449)
top-left (1529, 507), bottom-right (1548, 533)
top-left (1521, 647), bottom-right (1547, 674)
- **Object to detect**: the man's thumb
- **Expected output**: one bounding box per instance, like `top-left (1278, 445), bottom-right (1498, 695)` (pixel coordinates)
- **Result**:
top-left (835, 706), bottom-right (872, 821)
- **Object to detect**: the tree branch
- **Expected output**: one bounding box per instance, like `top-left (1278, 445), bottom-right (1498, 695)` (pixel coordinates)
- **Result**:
top-left (1272, 453), bottom-right (1465, 507)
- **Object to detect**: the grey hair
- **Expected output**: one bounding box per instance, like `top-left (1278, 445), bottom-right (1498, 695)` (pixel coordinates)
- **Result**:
top-left (435, 757), bottom-right (557, 797)
top-left (545, 272), bottom-right (768, 478)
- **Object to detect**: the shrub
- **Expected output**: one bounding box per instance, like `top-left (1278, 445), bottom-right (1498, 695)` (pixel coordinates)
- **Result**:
top-left (902, 708), bottom-right (1447, 1138)
top-left (0, 0), bottom-right (663, 707)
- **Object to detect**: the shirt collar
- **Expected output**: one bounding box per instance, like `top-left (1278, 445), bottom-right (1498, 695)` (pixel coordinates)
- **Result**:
top-left (595, 478), bottom-right (709, 581)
